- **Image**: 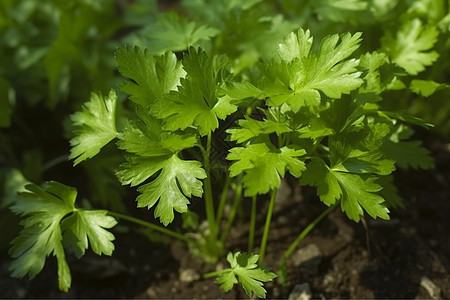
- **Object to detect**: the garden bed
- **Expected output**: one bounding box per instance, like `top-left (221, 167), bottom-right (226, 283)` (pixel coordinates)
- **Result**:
top-left (1, 134), bottom-right (448, 299)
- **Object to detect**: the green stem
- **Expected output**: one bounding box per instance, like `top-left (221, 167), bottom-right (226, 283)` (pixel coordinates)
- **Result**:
top-left (203, 268), bottom-right (232, 279)
top-left (107, 211), bottom-right (189, 243)
top-left (215, 176), bottom-right (231, 229)
top-left (203, 133), bottom-right (217, 242)
top-left (248, 195), bottom-right (257, 253)
top-left (258, 188), bottom-right (277, 264)
top-left (220, 183), bottom-right (242, 244)
top-left (42, 154), bottom-right (69, 172)
top-left (282, 202), bottom-right (338, 260)
top-left (310, 137), bottom-right (324, 154)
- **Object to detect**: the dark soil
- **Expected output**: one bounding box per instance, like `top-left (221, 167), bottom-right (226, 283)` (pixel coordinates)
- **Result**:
top-left (1, 135), bottom-right (449, 299)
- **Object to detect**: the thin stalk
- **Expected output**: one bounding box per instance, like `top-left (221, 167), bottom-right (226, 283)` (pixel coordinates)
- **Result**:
top-left (258, 188), bottom-right (277, 264)
top-left (196, 142), bottom-right (207, 158)
top-left (215, 176), bottom-right (231, 229)
top-left (282, 202), bottom-right (338, 260)
top-left (107, 211), bottom-right (189, 242)
top-left (42, 154), bottom-right (69, 172)
top-left (220, 183), bottom-right (242, 244)
top-left (203, 268), bottom-right (232, 279)
top-left (248, 195), bottom-right (257, 253)
top-left (310, 137), bottom-right (324, 154)
top-left (203, 133), bottom-right (217, 242)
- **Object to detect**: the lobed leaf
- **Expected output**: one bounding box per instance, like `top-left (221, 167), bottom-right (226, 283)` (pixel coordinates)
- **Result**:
top-left (382, 18), bottom-right (439, 75)
top-left (117, 111), bottom-right (197, 157)
top-left (69, 89), bottom-right (118, 166)
top-left (301, 158), bottom-right (390, 221)
top-left (215, 252), bottom-right (277, 298)
top-left (135, 155), bottom-right (206, 226)
top-left (61, 210), bottom-right (117, 258)
top-left (260, 29), bottom-right (363, 111)
top-left (135, 12), bottom-right (220, 54)
top-left (9, 182), bottom-right (117, 292)
top-left (227, 143), bottom-right (305, 196)
top-left (227, 116), bottom-right (291, 143)
top-left (410, 79), bottom-right (447, 97)
top-left (152, 47), bottom-right (237, 136)
top-left (334, 172), bottom-right (389, 221)
top-left (381, 125), bottom-right (434, 169)
top-left (117, 154), bottom-right (206, 225)
top-left (313, 0), bottom-right (368, 22)
top-left (115, 46), bottom-right (185, 106)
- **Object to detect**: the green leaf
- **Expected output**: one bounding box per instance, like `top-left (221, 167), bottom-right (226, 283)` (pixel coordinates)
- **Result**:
top-left (215, 252), bottom-right (277, 298)
top-left (8, 182), bottom-right (117, 292)
top-left (118, 155), bottom-right (206, 225)
top-left (69, 89), bottom-right (118, 166)
top-left (334, 172), bottom-right (389, 221)
top-left (61, 210), bottom-right (117, 258)
top-left (277, 29), bottom-right (313, 62)
top-left (1, 169), bottom-right (30, 209)
top-left (319, 95), bottom-right (364, 134)
top-left (223, 82), bottom-right (264, 102)
top-left (116, 106), bottom-right (204, 225)
top-left (371, 0), bottom-right (400, 19)
top-left (116, 155), bottom-right (168, 187)
top-left (117, 110), bottom-right (197, 158)
top-left (227, 116), bottom-right (291, 143)
top-left (358, 51), bottom-right (394, 94)
top-left (377, 175), bottom-right (404, 208)
top-left (152, 47), bottom-right (237, 136)
top-left (381, 125), bottom-right (434, 169)
top-left (227, 143), bottom-right (306, 196)
top-left (134, 12), bottom-right (220, 54)
top-left (115, 46), bottom-right (185, 106)
top-left (300, 158), bottom-right (343, 206)
top-left (43, 10), bottom-right (78, 108)
top-left (331, 149), bottom-right (395, 176)
top-left (410, 79), bottom-right (446, 97)
top-left (313, 0), bottom-right (368, 22)
top-left (381, 111), bottom-right (434, 128)
top-left (382, 18), bottom-right (439, 75)
top-left (301, 158), bottom-right (390, 221)
top-left (329, 132), bottom-right (396, 176)
top-left (9, 184), bottom-right (73, 290)
top-left (260, 29), bottom-right (363, 111)
top-left (137, 156), bottom-right (206, 226)
top-left (297, 117), bottom-right (334, 139)
top-left (408, 0), bottom-right (447, 23)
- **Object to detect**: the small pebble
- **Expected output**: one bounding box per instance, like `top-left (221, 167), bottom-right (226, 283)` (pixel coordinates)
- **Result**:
top-left (179, 268), bottom-right (200, 283)
top-left (146, 286), bottom-right (157, 298)
top-left (292, 244), bottom-right (322, 275)
top-left (420, 276), bottom-right (441, 299)
top-left (288, 283), bottom-right (312, 300)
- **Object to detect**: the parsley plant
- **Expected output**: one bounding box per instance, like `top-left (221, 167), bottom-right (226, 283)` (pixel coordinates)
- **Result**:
top-left (5, 0), bottom-right (447, 298)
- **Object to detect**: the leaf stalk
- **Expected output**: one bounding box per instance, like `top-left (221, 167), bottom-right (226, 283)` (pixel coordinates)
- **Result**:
top-left (258, 188), bottom-right (277, 264)
top-left (248, 195), bottom-right (257, 253)
top-left (282, 201), bottom-right (338, 260)
top-left (107, 211), bottom-right (189, 242)
top-left (203, 132), bottom-right (217, 243)
top-left (220, 182), bottom-right (243, 244)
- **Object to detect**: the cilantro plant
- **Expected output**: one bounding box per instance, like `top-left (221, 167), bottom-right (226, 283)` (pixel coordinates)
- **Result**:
top-left (5, 0), bottom-right (446, 298)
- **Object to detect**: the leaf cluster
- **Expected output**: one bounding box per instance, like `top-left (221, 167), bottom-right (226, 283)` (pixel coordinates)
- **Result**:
top-left (213, 252), bottom-right (277, 298)
top-left (8, 181), bottom-right (116, 292)
top-left (3, 0), bottom-right (447, 298)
